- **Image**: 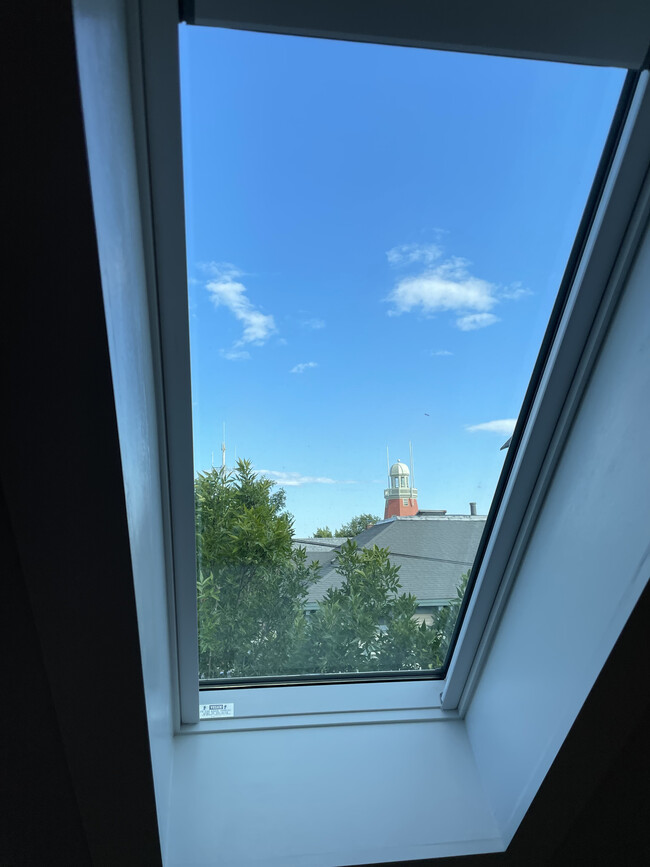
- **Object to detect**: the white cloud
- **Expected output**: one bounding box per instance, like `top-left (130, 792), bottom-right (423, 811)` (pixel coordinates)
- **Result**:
top-left (387, 243), bottom-right (442, 267)
top-left (388, 257), bottom-right (497, 319)
top-left (456, 313), bottom-right (500, 331)
top-left (206, 272), bottom-right (276, 345)
top-left (301, 318), bottom-right (326, 330)
top-left (258, 470), bottom-right (338, 487)
top-left (290, 361), bottom-right (318, 374)
top-left (466, 419), bottom-right (517, 435)
top-left (386, 243), bottom-right (529, 331)
top-left (220, 348), bottom-right (250, 361)
top-left (432, 349), bottom-right (453, 356)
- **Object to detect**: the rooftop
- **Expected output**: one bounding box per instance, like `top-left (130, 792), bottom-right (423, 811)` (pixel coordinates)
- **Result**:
top-left (294, 513), bottom-right (486, 607)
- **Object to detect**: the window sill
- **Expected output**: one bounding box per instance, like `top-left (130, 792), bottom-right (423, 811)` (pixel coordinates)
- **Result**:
top-left (186, 679), bottom-right (451, 734)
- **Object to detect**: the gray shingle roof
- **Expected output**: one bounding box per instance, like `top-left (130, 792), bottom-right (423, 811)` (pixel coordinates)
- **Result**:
top-left (292, 537), bottom-right (351, 553)
top-left (294, 516), bottom-right (486, 607)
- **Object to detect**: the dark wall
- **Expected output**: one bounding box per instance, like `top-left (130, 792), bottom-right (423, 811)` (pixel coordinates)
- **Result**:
top-left (1, 2), bottom-right (161, 864)
top-left (1, 486), bottom-right (91, 865)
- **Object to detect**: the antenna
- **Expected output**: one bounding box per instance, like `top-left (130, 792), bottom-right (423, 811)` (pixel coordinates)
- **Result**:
top-left (221, 422), bottom-right (226, 470)
top-left (386, 446), bottom-right (390, 487)
top-left (409, 441), bottom-right (415, 494)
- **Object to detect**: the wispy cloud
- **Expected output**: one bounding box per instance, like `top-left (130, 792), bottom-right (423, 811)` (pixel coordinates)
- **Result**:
top-left (258, 470), bottom-right (356, 487)
top-left (204, 261), bottom-right (276, 347)
top-left (220, 348), bottom-right (250, 361)
top-left (200, 261), bottom-right (242, 280)
top-left (301, 318), bottom-right (326, 330)
top-left (290, 361), bottom-right (318, 374)
top-left (432, 349), bottom-right (453, 357)
top-left (456, 313), bottom-right (500, 331)
top-left (387, 242), bottom-right (442, 267)
top-left (501, 282), bottom-right (533, 300)
top-left (466, 419), bottom-right (517, 435)
top-left (207, 281), bottom-right (276, 344)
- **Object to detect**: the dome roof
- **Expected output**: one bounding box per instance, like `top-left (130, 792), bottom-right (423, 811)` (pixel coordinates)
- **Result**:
top-left (390, 460), bottom-right (410, 476)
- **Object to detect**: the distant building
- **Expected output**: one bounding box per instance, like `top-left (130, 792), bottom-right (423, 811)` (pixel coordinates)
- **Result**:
top-left (384, 459), bottom-right (419, 518)
top-left (295, 513), bottom-right (485, 623)
top-left (295, 449), bottom-right (486, 620)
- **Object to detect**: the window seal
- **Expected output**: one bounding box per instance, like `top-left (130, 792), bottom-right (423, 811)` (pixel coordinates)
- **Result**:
top-left (188, 678), bottom-right (452, 734)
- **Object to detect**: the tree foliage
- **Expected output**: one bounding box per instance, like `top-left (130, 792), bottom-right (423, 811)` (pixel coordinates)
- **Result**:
top-left (334, 513), bottom-right (381, 537)
top-left (299, 541), bottom-right (452, 672)
top-left (196, 461), bottom-right (467, 678)
top-left (311, 513), bottom-right (381, 538)
top-left (314, 513), bottom-right (381, 538)
top-left (196, 460), bottom-right (319, 678)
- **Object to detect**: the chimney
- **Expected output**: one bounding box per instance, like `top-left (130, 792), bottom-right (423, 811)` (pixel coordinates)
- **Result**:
top-left (469, 502), bottom-right (477, 516)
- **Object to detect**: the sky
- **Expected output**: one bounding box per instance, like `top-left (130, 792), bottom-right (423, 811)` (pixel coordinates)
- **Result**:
top-left (179, 25), bottom-right (624, 537)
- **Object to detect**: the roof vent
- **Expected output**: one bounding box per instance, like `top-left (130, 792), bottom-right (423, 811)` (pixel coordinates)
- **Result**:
top-left (470, 502), bottom-right (477, 516)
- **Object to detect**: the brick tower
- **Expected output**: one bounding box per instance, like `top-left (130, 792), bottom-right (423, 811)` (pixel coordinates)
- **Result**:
top-left (384, 458), bottom-right (419, 519)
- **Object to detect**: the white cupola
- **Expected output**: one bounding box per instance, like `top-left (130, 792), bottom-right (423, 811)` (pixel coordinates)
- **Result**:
top-left (389, 460), bottom-right (410, 489)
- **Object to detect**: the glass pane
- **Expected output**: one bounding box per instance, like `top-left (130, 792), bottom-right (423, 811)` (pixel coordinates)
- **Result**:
top-left (179, 25), bottom-right (624, 681)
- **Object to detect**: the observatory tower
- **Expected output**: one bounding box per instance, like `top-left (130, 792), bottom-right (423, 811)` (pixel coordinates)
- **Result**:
top-left (384, 454), bottom-right (419, 519)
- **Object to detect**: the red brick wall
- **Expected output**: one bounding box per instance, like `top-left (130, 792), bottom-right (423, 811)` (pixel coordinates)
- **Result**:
top-left (383, 497), bottom-right (419, 519)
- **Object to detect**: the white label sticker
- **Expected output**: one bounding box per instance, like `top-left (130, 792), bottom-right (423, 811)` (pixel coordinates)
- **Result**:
top-left (200, 702), bottom-right (235, 720)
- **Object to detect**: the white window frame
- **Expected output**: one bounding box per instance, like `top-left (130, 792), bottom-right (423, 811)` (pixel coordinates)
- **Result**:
top-left (132, 0), bottom-right (650, 730)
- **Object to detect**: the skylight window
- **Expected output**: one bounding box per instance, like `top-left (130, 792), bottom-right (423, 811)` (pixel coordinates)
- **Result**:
top-left (179, 24), bottom-right (624, 685)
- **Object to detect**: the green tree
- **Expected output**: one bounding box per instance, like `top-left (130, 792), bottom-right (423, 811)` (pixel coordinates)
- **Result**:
top-left (334, 513), bottom-right (381, 537)
top-left (195, 462), bottom-right (467, 678)
top-left (314, 526), bottom-right (333, 538)
top-left (195, 460), bottom-right (320, 678)
top-left (298, 541), bottom-right (453, 673)
top-left (434, 569), bottom-right (470, 658)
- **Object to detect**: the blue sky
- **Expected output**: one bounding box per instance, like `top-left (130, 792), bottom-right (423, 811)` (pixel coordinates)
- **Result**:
top-left (179, 26), bottom-right (623, 537)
